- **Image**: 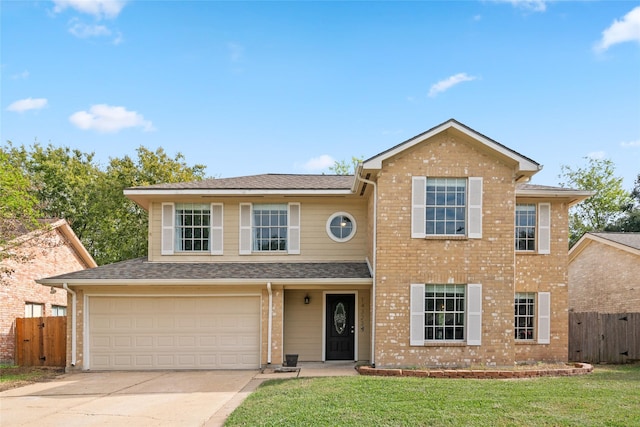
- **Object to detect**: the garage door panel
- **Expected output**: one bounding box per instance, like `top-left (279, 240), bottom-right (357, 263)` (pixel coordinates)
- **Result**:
top-left (89, 296), bottom-right (260, 370)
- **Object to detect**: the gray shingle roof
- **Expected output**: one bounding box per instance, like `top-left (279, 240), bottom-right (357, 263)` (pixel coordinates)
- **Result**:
top-left (590, 232), bottom-right (640, 251)
top-left (39, 258), bottom-right (372, 282)
top-left (128, 174), bottom-right (355, 191)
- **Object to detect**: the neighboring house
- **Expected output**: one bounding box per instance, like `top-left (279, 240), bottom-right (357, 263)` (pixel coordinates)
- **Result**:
top-left (38, 119), bottom-right (591, 371)
top-left (0, 219), bottom-right (97, 364)
top-left (568, 232), bottom-right (640, 313)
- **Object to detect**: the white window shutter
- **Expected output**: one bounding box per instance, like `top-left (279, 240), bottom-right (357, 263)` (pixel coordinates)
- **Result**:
top-left (538, 203), bottom-right (551, 254)
top-left (288, 203), bottom-right (301, 254)
top-left (538, 292), bottom-right (551, 344)
top-left (239, 203), bottom-right (252, 255)
top-left (411, 177), bottom-right (426, 238)
top-left (410, 284), bottom-right (425, 346)
top-left (467, 177), bottom-right (483, 239)
top-left (467, 283), bottom-right (482, 345)
top-left (210, 203), bottom-right (223, 255)
top-left (161, 203), bottom-right (174, 255)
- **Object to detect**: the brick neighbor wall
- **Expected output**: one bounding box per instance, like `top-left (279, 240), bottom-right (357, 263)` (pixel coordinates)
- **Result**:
top-left (0, 227), bottom-right (90, 364)
top-left (569, 241), bottom-right (640, 313)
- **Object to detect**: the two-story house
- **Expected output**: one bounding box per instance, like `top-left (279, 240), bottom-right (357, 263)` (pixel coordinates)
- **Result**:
top-left (38, 119), bottom-right (591, 371)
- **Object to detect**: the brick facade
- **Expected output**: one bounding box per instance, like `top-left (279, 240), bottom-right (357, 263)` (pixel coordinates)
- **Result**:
top-left (372, 130), bottom-right (571, 368)
top-left (0, 222), bottom-right (94, 364)
top-left (569, 236), bottom-right (640, 313)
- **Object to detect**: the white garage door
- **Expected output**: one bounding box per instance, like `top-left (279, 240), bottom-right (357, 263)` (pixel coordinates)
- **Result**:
top-left (88, 296), bottom-right (260, 370)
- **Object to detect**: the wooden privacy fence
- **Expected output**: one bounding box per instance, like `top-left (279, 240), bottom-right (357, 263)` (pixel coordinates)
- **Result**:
top-left (569, 312), bottom-right (640, 364)
top-left (15, 316), bottom-right (66, 367)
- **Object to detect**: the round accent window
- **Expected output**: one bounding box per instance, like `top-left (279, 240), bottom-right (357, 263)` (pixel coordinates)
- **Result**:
top-left (326, 212), bottom-right (357, 242)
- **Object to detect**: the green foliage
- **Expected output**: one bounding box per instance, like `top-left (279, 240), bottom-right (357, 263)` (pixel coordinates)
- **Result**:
top-left (0, 146), bottom-right (42, 243)
top-left (1, 142), bottom-right (206, 265)
top-left (328, 157), bottom-right (362, 175)
top-left (227, 365), bottom-right (640, 426)
top-left (605, 173), bottom-right (640, 232)
top-left (559, 157), bottom-right (631, 246)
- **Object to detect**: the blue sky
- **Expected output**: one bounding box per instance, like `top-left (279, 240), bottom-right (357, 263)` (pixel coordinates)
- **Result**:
top-left (2, 0), bottom-right (639, 188)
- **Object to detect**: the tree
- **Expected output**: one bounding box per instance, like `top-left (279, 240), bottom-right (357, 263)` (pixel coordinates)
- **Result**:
top-left (605, 173), bottom-right (640, 232)
top-left (559, 157), bottom-right (631, 246)
top-left (2, 143), bottom-right (207, 265)
top-left (329, 156), bottom-right (363, 175)
top-left (89, 147), bottom-right (207, 265)
top-left (0, 145), bottom-right (43, 283)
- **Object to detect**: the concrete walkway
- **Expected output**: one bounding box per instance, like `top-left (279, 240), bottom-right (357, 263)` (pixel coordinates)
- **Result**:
top-left (0, 363), bottom-right (358, 427)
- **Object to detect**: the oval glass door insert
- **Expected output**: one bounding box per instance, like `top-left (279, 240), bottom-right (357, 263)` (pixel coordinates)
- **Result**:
top-left (334, 302), bottom-right (347, 335)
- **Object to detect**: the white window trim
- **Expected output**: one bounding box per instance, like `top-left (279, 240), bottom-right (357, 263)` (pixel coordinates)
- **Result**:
top-left (537, 292), bottom-right (551, 344)
top-left (161, 202), bottom-right (175, 255)
top-left (326, 211), bottom-right (357, 242)
top-left (409, 283), bottom-right (482, 346)
top-left (411, 176), bottom-right (482, 239)
top-left (210, 203), bottom-right (224, 255)
top-left (538, 203), bottom-right (551, 255)
top-left (240, 202), bottom-right (301, 255)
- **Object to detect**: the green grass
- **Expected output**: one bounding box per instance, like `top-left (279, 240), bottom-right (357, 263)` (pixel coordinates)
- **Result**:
top-left (0, 365), bottom-right (63, 389)
top-left (225, 364), bottom-right (640, 426)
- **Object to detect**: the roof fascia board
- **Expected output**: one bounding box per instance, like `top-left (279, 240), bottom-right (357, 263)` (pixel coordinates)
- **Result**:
top-left (124, 188), bottom-right (354, 197)
top-left (363, 120), bottom-right (540, 173)
top-left (39, 278), bottom-right (373, 286)
top-left (57, 221), bottom-right (98, 268)
top-left (517, 188), bottom-right (594, 207)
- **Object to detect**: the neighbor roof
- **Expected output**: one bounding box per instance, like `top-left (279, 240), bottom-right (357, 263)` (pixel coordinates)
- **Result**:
top-left (37, 258), bottom-right (372, 286)
top-left (569, 232), bottom-right (640, 260)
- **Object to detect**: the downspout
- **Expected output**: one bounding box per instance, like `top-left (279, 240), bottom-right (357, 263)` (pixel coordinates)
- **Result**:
top-left (267, 282), bottom-right (273, 365)
top-left (63, 283), bottom-right (77, 367)
top-left (356, 171), bottom-right (377, 368)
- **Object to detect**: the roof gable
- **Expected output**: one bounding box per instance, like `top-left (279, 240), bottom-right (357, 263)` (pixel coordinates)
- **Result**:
top-left (362, 119), bottom-right (541, 180)
top-left (569, 232), bottom-right (640, 261)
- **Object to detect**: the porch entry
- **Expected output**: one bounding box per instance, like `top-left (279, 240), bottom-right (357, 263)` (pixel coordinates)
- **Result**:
top-left (325, 294), bottom-right (355, 360)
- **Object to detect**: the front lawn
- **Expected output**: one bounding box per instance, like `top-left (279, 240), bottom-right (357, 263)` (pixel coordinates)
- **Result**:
top-left (226, 364), bottom-right (640, 426)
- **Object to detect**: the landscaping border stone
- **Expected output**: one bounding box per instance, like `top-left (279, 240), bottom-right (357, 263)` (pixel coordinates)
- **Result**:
top-left (356, 363), bottom-right (593, 379)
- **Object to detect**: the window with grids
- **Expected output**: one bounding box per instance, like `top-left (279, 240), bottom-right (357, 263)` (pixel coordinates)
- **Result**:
top-left (425, 284), bottom-right (466, 341)
top-left (426, 178), bottom-right (466, 235)
top-left (25, 302), bottom-right (44, 318)
top-left (51, 305), bottom-right (67, 316)
top-left (515, 292), bottom-right (535, 340)
top-left (515, 204), bottom-right (536, 251)
top-left (253, 204), bottom-right (287, 251)
top-left (175, 203), bottom-right (210, 251)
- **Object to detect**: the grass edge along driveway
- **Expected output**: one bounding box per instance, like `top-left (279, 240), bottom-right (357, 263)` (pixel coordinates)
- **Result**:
top-left (226, 364), bottom-right (640, 427)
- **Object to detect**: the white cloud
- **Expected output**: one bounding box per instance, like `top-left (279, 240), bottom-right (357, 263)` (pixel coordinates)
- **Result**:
top-left (587, 151), bottom-right (606, 160)
top-left (621, 140), bottom-right (640, 148)
top-left (594, 6), bottom-right (640, 53)
top-left (227, 42), bottom-right (245, 62)
top-left (68, 20), bottom-right (111, 38)
top-left (491, 0), bottom-right (547, 13)
top-left (299, 155), bottom-right (335, 172)
top-left (11, 70), bottom-right (30, 79)
top-left (69, 104), bottom-right (155, 133)
top-left (52, 0), bottom-right (127, 19)
top-left (428, 73), bottom-right (478, 97)
top-left (6, 98), bottom-right (48, 112)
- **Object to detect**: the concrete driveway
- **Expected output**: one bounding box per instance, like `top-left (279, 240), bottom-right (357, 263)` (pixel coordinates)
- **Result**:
top-left (0, 370), bottom-right (261, 427)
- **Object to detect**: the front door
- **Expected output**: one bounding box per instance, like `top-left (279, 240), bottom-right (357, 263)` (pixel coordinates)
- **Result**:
top-left (326, 294), bottom-right (355, 360)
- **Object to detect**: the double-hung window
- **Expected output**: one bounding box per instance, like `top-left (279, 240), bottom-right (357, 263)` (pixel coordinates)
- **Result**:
top-left (161, 202), bottom-right (223, 255)
top-left (176, 203), bottom-right (211, 251)
top-left (515, 204), bottom-right (536, 251)
top-left (515, 203), bottom-right (551, 254)
top-left (239, 202), bottom-right (300, 255)
top-left (412, 176), bottom-right (482, 238)
top-left (410, 283), bottom-right (482, 346)
top-left (514, 292), bottom-right (551, 344)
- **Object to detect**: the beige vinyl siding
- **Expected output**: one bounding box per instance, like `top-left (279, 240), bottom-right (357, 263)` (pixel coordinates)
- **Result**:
top-left (284, 290), bottom-right (324, 361)
top-left (283, 289), bottom-right (371, 362)
top-left (148, 198), bottom-right (368, 262)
